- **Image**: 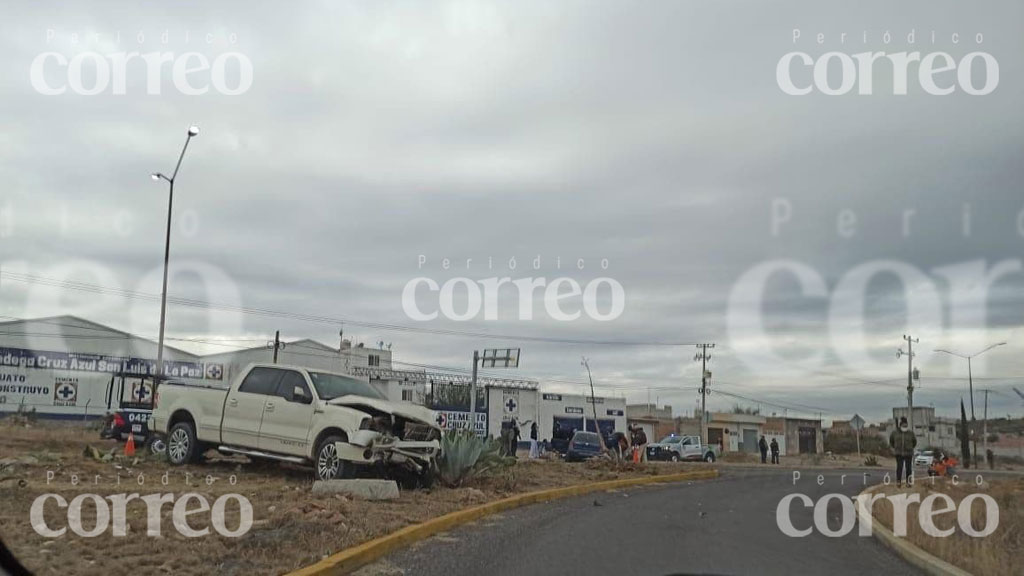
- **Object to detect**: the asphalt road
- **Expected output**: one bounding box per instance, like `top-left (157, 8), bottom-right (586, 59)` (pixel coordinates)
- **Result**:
top-left (360, 467), bottom-right (925, 576)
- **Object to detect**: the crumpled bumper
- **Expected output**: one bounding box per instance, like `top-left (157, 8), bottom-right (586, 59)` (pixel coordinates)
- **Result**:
top-left (334, 431), bottom-right (440, 469)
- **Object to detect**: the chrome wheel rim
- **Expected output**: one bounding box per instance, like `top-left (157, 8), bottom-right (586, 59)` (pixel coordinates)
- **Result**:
top-left (318, 443), bottom-right (340, 479)
top-left (168, 428), bottom-right (189, 463)
top-left (150, 438), bottom-right (167, 456)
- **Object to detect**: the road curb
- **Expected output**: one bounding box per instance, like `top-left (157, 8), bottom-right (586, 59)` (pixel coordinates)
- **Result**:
top-left (287, 468), bottom-right (719, 576)
top-left (859, 485), bottom-right (973, 576)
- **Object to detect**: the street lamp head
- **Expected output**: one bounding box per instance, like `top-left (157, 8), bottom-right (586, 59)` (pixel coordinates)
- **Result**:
top-left (151, 172), bottom-right (165, 182)
top-left (187, 125), bottom-right (200, 137)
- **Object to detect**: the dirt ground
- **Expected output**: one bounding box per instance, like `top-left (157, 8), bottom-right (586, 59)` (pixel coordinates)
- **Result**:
top-left (0, 420), bottom-right (706, 576)
top-left (871, 476), bottom-right (1024, 576)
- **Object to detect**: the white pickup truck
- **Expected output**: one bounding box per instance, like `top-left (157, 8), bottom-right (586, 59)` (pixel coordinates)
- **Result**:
top-left (151, 363), bottom-right (441, 483)
top-left (645, 434), bottom-right (719, 462)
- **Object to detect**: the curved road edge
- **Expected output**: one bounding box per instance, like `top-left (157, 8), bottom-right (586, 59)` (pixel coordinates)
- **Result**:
top-left (286, 468), bottom-right (718, 576)
top-left (858, 485), bottom-right (973, 576)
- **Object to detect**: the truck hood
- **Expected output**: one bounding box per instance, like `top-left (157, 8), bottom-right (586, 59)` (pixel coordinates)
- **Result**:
top-left (326, 396), bottom-right (439, 428)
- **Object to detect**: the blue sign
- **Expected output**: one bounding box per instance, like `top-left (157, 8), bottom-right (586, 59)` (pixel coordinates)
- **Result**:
top-left (0, 346), bottom-right (222, 380)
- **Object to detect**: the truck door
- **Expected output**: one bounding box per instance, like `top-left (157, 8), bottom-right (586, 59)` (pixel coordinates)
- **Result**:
top-left (258, 370), bottom-right (315, 457)
top-left (221, 367), bottom-right (283, 447)
top-left (680, 436), bottom-right (699, 459)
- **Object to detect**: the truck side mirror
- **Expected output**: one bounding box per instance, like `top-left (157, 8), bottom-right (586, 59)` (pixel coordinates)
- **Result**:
top-left (293, 386), bottom-right (312, 404)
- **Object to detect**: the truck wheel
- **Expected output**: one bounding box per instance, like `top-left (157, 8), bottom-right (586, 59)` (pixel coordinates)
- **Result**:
top-left (670, 453), bottom-right (680, 462)
top-left (315, 435), bottom-right (351, 481)
top-left (704, 452), bottom-right (716, 463)
top-left (146, 435), bottom-right (167, 457)
top-left (167, 422), bottom-right (197, 465)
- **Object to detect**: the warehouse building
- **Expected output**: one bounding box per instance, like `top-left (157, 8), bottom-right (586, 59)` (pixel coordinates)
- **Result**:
top-left (0, 316), bottom-right (213, 419)
top-left (200, 337), bottom-right (428, 404)
top-left (0, 316), bottom-right (630, 444)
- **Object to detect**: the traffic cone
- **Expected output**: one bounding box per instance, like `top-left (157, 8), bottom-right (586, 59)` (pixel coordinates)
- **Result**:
top-left (125, 434), bottom-right (136, 457)
top-left (632, 446), bottom-right (640, 463)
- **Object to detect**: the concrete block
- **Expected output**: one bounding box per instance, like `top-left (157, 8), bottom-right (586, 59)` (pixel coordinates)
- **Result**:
top-left (312, 479), bottom-right (400, 500)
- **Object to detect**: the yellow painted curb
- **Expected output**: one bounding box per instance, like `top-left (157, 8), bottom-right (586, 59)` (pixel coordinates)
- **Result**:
top-left (859, 485), bottom-right (973, 576)
top-left (287, 468), bottom-right (718, 576)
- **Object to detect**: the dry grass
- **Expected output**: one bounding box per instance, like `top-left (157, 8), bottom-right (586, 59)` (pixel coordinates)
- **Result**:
top-left (0, 421), bottom-right (705, 575)
top-left (871, 477), bottom-right (1024, 576)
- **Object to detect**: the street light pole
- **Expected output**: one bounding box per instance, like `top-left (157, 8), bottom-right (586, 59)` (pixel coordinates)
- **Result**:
top-left (934, 342), bottom-right (1005, 467)
top-left (151, 126), bottom-right (199, 378)
top-left (581, 357), bottom-right (606, 451)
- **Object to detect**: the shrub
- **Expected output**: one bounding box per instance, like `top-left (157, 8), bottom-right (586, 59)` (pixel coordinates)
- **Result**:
top-left (437, 430), bottom-right (515, 487)
top-left (864, 455), bottom-right (879, 467)
top-left (823, 433), bottom-right (892, 456)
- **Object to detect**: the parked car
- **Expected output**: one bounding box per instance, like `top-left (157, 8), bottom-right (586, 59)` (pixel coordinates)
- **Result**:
top-left (914, 450), bottom-right (934, 467)
top-left (646, 434), bottom-right (718, 462)
top-left (151, 363), bottom-right (441, 483)
top-left (565, 431), bottom-right (604, 462)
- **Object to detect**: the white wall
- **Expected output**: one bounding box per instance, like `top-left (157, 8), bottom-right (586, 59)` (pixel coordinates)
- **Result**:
top-left (0, 317), bottom-right (213, 418)
top-left (486, 386), bottom-right (539, 437)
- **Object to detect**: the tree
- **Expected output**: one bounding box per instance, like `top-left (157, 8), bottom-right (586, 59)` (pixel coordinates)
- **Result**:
top-left (960, 399), bottom-right (971, 469)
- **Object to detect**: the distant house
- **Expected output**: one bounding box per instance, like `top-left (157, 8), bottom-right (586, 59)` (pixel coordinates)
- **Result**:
top-left (626, 403), bottom-right (677, 441)
top-left (765, 416), bottom-right (824, 455)
top-left (887, 406), bottom-right (958, 451)
top-left (706, 412), bottom-right (766, 453)
top-left (831, 413), bottom-right (866, 435)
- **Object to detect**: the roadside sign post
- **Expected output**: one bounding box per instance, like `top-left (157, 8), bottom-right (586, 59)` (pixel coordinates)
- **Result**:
top-left (470, 348), bottom-right (521, 437)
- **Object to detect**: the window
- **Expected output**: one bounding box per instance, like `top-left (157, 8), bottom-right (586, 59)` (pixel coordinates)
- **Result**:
top-left (308, 371), bottom-right (386, 400)
top-left (238, 367), bottom-right (284, 395)
top-left (276, 370), bottom-right (312, 402)
top-left (368, 354), bottom-right (380, 367)
top-left (401, 389), bottom-right (413, 402)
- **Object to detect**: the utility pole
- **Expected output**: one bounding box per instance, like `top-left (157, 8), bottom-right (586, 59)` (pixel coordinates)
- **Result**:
top-left (268, 331), bottom-right (285, 363)
top-left (695, 344), bottom-right (715, 443)
top-left (470, 350), bottom-right (479, 433)
top-left (982, 389), bottom-right (990, 467)
top-left (897, 335), bottom-right (918, 432)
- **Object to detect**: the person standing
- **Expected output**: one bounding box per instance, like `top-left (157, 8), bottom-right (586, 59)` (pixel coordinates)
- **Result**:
top-left (633, 426), bottom-right (648, 462)
top-left (510, 419), bottom-right (521, 458)
top-left (770, 437), bottom-right (780, 464)
top-left (889, 416), bottom-right (917, 487)
top-left (758, 435), bottom-right (769, 464)
top-left (529, 421), bottom-right (539, 459)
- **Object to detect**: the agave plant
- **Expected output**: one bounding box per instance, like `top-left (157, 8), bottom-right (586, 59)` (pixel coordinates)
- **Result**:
top-left (438, 430), bottom-right (515, 487)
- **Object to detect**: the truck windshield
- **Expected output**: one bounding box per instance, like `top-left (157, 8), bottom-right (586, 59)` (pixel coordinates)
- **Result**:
top-left (308, 372), bottom-right (386, 400)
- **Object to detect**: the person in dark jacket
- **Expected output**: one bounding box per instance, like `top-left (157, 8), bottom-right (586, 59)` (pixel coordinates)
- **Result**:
top-left (758, 435), bottom-right (769, 464)
top-left (889, 416), bottom-right (917, 486)
top-left (510, 419), bottom-right (521, 458)
top-left (769, 438), bottom-right (780, 464)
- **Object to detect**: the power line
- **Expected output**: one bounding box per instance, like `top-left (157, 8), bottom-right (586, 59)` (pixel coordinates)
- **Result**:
top-left (0, 271), bottom-right (703, 347)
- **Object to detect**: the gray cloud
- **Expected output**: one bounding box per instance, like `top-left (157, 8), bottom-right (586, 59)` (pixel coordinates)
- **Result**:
top-left (2, 0), bottom-right (1024, 423)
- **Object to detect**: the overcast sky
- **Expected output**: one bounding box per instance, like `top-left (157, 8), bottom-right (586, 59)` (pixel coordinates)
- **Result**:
top-left (2, 0), bottom-right (1023, 423)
